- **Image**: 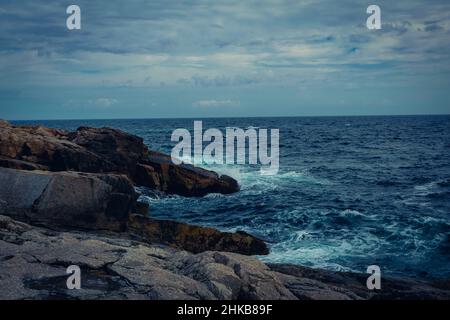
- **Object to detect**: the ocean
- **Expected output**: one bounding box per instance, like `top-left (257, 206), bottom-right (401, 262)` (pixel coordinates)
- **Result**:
top-left (13, 115), bottom-right (450, 279)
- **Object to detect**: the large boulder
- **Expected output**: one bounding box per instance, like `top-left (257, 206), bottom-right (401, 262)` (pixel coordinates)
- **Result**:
top-left (0, 121), bottom-right (239, 197)
top-left (138, 151), bottom-right (240, 196)
top-left (0, 167), bottom-right (136, 232)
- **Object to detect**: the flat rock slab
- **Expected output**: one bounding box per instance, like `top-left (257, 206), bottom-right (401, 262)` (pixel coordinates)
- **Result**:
top-left (1, 215), bottom-right (448, 300)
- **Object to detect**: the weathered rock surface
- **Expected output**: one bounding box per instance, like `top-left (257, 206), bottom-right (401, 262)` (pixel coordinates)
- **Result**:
top-left (1, 215), bottom-right (448, 300)
top-left (138, 151), bottom-right (240, 196)
top-left (67, 126), bottom-right (147, 178)
top-left (0, 121), bottom-right (107, 172)
top-left (268, 264), bottom-right (450, 300)
top-left (0, 167), bottom-right (267, 255)
top-left (0, 120), bottom-right (239, 197)
top-left (127, 214), bottom-right (268, 255)
top-left (0, 167), bottom-right (136, 232)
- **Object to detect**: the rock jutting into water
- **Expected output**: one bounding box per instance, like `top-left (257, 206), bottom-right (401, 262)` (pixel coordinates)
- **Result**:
top-left (0, 166), bottom-right (267, 256)
top-left (0, 120), bottom-right (239, 197)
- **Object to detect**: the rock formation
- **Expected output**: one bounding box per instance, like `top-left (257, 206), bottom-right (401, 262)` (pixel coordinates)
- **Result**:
top-left (1, 215), bottom-right (448, 300)
top-left (0, 120), bottom-right (239, 197)
top-left (0, 167), bottom-right (267, 255)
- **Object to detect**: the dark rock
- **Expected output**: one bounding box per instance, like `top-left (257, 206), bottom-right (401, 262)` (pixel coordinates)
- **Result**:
top-left (133, 201), bottom-right (150, 216)
top-left (141, 150), bottom-right (239, 197)
top-left (67, 126), bottom-right (147, 178)
top-left (127, 214), bottom-right (269, 255)
top-left (0, 156), bottom-right (48, 171)
top-left (268, 264), bottom-right (450, 300)
top-left (0, 122), bottom-right (111, 172)
top-left (0, 120), bottom-right (239, 197)
top-left (135, 163), bottom-right (161, 189)
top-left (0, 167), bottom-right (136, 232)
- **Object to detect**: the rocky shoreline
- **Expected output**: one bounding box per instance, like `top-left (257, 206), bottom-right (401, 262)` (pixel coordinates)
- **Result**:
top-left (0, 120), bottom-right (449, 300)
top-left (2, 215), bottom-right (449, 300)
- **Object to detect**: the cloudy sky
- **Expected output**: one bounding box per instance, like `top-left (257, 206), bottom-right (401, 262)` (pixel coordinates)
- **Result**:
top-left (0, 0), bottom-right (449, 120)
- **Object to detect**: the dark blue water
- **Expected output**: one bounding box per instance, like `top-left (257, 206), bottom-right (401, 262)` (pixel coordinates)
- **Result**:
top-left (14, 116), bottom-right (450, 279)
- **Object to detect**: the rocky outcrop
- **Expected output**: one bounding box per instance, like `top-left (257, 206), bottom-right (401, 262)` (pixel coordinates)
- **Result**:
top-left (0, 167), bottom-right (136, 232)
top-left (138, 151), bottom-right (240, 196)
top-left (268, 264), bottom-right (450, 300)
top-left (1, 215), bottom-right (448, 300)
top-left (0, 122), bottom-right (108, 172)
top-left (67, 126), bottom-right (147, 178)
top-left (0, 120), bottom-right (239, 197)
top-left (127, 214), bottom-right (268, 255)
top-left (0, 167), bottom-right (267, 255)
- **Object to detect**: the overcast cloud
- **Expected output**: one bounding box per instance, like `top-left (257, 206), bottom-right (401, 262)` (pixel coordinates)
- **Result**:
top-left (0, 0), bottom-right (449, 119)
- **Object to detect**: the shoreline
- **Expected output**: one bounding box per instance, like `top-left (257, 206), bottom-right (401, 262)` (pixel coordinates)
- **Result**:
top-left (0, 119), bottom-right (449, 300)
top-left (2, 214), bottom-right (449, 300)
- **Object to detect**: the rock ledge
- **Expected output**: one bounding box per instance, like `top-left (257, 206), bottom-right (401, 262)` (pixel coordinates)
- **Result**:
top-left (1, 215), bottom-right (448, 300)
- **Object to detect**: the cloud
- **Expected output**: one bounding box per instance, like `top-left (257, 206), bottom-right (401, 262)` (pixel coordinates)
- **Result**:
top-left (192, 99), bottom-right (240, 108)
top-left (88, 98), bottom-right (119, 108)
top-left (2, 0), bottom-right (450, 88)
top-left (179, 74), bottom-right (261, 87)
top-left (1, 0), bottom-right (450, 118)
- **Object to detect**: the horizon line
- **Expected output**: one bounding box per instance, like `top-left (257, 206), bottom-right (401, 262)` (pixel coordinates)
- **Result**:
top-left (4, 112), bottom-right (450, 122)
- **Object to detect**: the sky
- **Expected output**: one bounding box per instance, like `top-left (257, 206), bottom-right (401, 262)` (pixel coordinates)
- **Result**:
top-left (0, 0), bottom-right (450, 120)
